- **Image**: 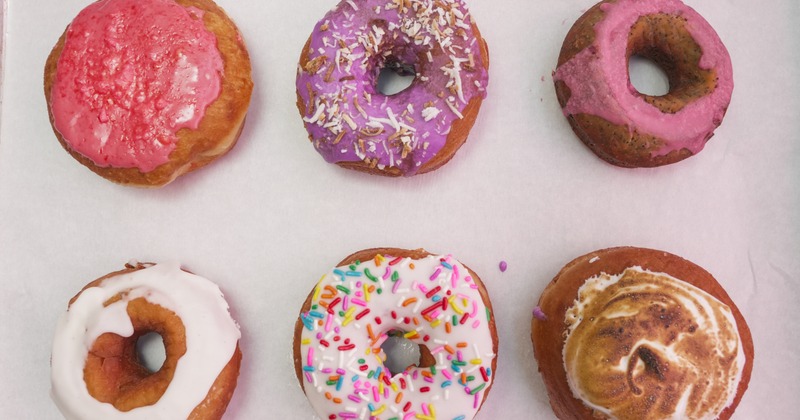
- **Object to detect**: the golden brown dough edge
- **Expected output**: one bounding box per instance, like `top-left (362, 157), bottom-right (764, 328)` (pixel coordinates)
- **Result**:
top-left (292, 247), bottom-right (499, 412)
top-left (531, 246), bottom-right (754, 419)
top-left (295, 21), bottom-right (489, 177)
top-left (43, 0), bottom-right (253, 188)
top-left (63, 262), bottom-right (242, 420)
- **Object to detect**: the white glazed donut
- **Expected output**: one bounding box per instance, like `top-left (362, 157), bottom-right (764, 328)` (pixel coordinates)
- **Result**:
top-left (51, 262), bottom-right (241, 419)
top-left (294, 248), bottom-right (498, 420)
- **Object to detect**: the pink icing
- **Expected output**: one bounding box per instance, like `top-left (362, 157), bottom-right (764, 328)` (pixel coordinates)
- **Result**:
top-left (296, 0), bottom-right (489, 176)
top-left (554, 0), bottom-right (733, 156)
top-left (50, 0), bottom-right (224, 172)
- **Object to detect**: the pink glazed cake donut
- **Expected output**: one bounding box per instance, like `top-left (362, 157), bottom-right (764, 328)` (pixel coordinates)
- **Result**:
top-left (554, 0), bottom-right (733, 167)
top-left (296, 0), bottom-right (489, 177)
top-left (44, 0), bottom-right (253, 187)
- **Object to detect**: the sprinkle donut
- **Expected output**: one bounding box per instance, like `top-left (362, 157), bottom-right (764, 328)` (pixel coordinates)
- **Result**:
top-left (44, 0), bottom-right (253, 187)
top-left (554, 0), bottom-right (733, 167)
top-left (531, 247), bottom-right (754, 419)
top-left (296, 0), bottom-right (489, 176)
top-left (293, 248), bottom-right (498, 419)
top-left (51, 262), bottom-right (242, 419)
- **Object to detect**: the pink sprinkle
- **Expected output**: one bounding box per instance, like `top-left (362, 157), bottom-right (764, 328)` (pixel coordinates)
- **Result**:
top-left (307, 348), bottom-right (314, 366)
top-left (430, 346), bottom-right (444, 355)
top-left (304, 372), bottom-right (313, 382)
top-left (457, 350), bottom-right (463, 362)
top-left (499, 261), bottom-right (508, 272)
top-left (384, 387), bottom-right (390, 398)
top-left (442, 369), bottom-right (453, 380)
top-left (472, 320), bottom-right (481, 328)
top-left (392, 279), bottom-right (402, 293)
top-left (334, 326), bottom-right (341, 333)
top-left (355, 291), bottom-right (363, 297)
top-left (422, 403), bottom-right (430, 415)
top-left (343, 295), bottom-right (350, 311)
top-left (424, 376), bottom-right (434, 383)
top-left (322, 368), bottom-right (333, 374)
top-left (352, 298), bottom-right (367, 307)
top-left (348, 395), bottom-right (362, 403)
top-left (403, 413), bottom-right (416, 420)
top-left (325, 314), bottom-right (333, 332)
top-left (533, 306), bottom-right (548, 321)
top-left (336, 368), bottom-right (346, 375)
top-left (474, 392), bottom-right (480, 408)
top-left (465, 276), bottom-right (473, 283)
top-left (470, 301), bottom-right (478, 318)
top-left (430, 267), bottom-right (442, 281)
top-left (316, 332), bottom-right (323, 339)
top-left (412, 370), bottom-right (419, 380)
top-left (418, 283), bottom-right (428, 293)
top-left (429, 310), bottom-right (441, 319)
top-left (372, 386), bottom-right (380, 402)
top-left (452, 264), bottom-right (460, 281)
top-left (383, 267), bottom-right (392, 280)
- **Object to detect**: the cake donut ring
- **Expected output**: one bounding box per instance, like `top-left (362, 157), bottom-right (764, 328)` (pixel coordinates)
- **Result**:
top-left (293, 248), bottom-right (498, 419)
top-left (531, 247), bottom-right (754, 420)
top-left (554, 0), bottom-right (733, 167)
top-left (296, 0), bottom-right (489, 177)
top-left (51, 262), bottom-right (242, 419)
top-left (44, 0), bottom-right (253, 187)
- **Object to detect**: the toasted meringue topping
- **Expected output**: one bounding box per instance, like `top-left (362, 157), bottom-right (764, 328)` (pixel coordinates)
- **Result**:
top-left (563, 267), bottom-right (744, 420)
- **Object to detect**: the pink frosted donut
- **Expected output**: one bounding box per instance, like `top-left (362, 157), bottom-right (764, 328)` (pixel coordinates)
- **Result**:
top-left (554, 0), bottom-right (733, 167)
top-left (296, 0), bottom-right (489, 177)
top-left (44, 0), bottom-right (253, 187)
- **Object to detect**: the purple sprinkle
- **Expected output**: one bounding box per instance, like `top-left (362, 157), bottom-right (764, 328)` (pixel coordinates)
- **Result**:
top-left (533, 306), bottom-right (548, 321)
top-left (499, 261), bottom-right (508, 272)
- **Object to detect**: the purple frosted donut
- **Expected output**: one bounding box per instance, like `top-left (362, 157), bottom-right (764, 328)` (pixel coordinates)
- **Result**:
top-left (554, 0), bottom-right (733, 167)
top-left (296, 0), bottom-right (489, 177)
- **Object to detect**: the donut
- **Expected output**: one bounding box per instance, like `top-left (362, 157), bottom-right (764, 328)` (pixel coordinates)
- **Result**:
top-left (293, 248), bottom-right (498, 419)
top-left (531, 247), bottom-right (754, 419)
top-left (296, 0), bottom-right (489, 177)
top-left (44, 0), bottom-right (253, 187)
top-left (553, 0), bottom-right (733, 167)
top-left (51, 262), bottom-right (242, 419)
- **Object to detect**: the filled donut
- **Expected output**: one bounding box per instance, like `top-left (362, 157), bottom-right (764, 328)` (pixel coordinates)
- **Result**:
top-left (531, 247), bottom-right (753, 419)
top-left (554, 0), bottom-right (733, 167)
top-left (44, 0), bottom-right (253, 187)
top-left (293, 248), bottom-right (498, 419)
top-left (51, 262), bottom-right (242, 419)
top-left (296, 0), bottom-right (489, 177)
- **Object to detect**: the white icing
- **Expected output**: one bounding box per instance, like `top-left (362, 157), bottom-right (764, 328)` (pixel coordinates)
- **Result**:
top-left (51, 262), bottom-right (240, 419)
top-left (299, 254), bottom-right (495, 420)
top-left (563, 267), bottom-right (745, 420)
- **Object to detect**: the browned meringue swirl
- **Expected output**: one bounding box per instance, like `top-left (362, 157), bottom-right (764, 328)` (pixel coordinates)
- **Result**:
top-left (563, 267), bottom-right (743, 419)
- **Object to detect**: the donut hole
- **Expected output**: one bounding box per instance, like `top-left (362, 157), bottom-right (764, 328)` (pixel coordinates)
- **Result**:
top-left (83, 298), bottom-right (186, 411)
top-left (626, 14), bottom-right (717, 114)
top-left (135, 331), bottom-right (166, 373)
top-left (380, 330), bottom-right (434, 376)
top-left (376, 59), bottom-right (416, 96)
top-left (628, 55), bottom-right (669, 97)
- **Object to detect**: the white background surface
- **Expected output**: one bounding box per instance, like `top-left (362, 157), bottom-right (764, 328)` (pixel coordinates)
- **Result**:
top-left (1, 0), bottom-right (798, 418)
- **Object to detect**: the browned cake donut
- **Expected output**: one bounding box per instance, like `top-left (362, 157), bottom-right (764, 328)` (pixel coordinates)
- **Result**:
top-left (532, 247), bottom-right (753, 419)
top-left (554, 0), bottom-right (733, 167)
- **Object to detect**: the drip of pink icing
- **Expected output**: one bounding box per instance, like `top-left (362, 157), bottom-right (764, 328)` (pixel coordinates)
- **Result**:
top-left (50, 0), bottom-right (224, 172)
top-left (554, 0), bottom-right (733, 156)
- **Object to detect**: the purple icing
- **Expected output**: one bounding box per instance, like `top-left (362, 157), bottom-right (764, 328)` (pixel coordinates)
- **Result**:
top-left (296, 0), bottom-right (489, 176)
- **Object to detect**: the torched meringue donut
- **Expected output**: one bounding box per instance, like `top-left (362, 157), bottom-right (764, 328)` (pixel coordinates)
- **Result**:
top-left (532, 247), bottom-right (753, 420)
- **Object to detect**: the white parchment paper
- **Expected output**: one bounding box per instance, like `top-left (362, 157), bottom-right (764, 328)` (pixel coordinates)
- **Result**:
top-left (0, 0), bottom-right (798, 418)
